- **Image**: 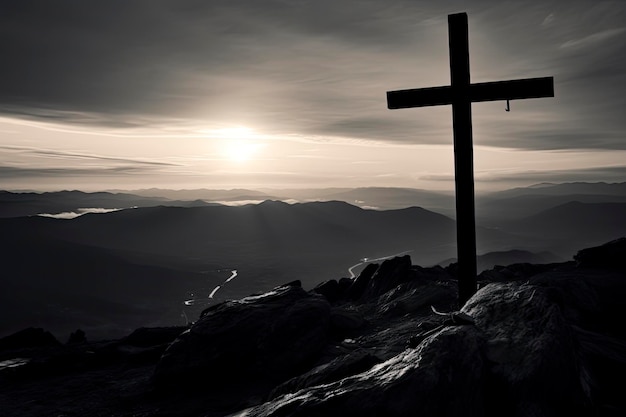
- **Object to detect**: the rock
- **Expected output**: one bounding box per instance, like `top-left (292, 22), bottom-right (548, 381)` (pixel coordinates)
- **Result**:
top-left (234, 281), bottom-right (592, 417)
top-left (153, 283), bottom-right (331, 390)
top-left (361, 255), bottom-right (413, 300)
top-left (329, 307), bottom-right (365, 337)
top-left (463, 283), bottom-right (589, 416)
top-left (235, 326), bottom-right (487, 417)
top-left (346, 262), bottom-right (378, 300)
top-left (337, 277), bottom-right (353, 295)
top-left (269, 350), bottom-right (381, 400)
top-left (121, 326), bottom-right (187, 348)
top-left (0, 327), bottom-right (60, 351)
top-left (66, 329), bottom-right (87, 345)
top-left (574, 237), bottom-right (626, 270)
top-left (3, 242), bottom-right (625, 417)
top-left (376, 281), bottom-right (456, 318)
top-left (280, 280), bottom-right (302, 288)
top-left (430, 306), bottom-right (475, 325)
top-left (530, 267), bottom-right (626, 411)
top-left (312, 279), bottom-right (340, 303)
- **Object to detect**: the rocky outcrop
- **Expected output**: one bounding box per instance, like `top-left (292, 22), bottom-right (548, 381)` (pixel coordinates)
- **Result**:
top-left (153, 282), bottom-right (331, 390)
top-left (268, 349), bottom-right (381, 400)
top-left (121, 326), bottom-right (187, 348)
top-left (3, 239), bottom-right (626, 417)
top-left (463, 283), bottom-right (587, 416)
top-left (574, 237), bottom-right (626, 270)
top-left (234, 280), bottom-right (593, 417)
top-left (0, 327), bottom-right (60, 350)
top-left (66, 329), bottom-right (87, 345)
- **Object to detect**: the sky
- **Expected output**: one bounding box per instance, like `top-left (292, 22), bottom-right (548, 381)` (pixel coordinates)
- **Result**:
top-left (1, 0), bottom-right (625, 192)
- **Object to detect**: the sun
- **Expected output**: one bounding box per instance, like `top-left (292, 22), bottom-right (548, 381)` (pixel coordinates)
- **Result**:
top-left (212, 126), bottom-right (265, 163)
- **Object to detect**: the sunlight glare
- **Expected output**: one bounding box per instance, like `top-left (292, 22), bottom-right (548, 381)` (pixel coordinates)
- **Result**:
top-left (211, 126), bottom-right (265, 163)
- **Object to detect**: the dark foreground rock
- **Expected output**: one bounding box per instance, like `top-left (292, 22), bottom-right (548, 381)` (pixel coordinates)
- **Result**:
top-left (0, 327), bottom-right (60, 350)
top-left (153, 282), bottom-right (332, 395)
top-left (574, 237), bottom-right (626, 270)
top-left (234, 282), bottom-right (587, 417)
top-left (1, 240), bottom-right (625, 417)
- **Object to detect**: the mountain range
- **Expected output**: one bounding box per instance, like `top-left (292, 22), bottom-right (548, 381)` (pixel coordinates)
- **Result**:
top-left (0, 190), bottom-right (211, 218)
top-left (1, 181), bottom-right (625, 339)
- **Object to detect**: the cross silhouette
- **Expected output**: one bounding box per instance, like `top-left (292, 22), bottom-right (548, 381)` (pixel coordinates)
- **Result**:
top-left (387, 12), bottom-right (554, 306)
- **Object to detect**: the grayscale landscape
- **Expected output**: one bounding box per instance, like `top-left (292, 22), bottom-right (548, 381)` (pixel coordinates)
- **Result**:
top-left (2, 1), bottom-right (626, 416)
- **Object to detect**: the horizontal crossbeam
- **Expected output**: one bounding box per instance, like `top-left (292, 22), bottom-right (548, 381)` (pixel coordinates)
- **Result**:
top-left (471, 77), bottom-right (554, 103)
top-left (387, 85), bottom-right (453, 109)
top-left (387, 76), bottom-right (554, 109)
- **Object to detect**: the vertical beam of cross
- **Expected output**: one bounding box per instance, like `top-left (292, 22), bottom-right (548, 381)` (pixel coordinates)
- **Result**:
top-left (386, 13), bottom-right (554, 306)
top-left (448, 13), bottom-right (478, 307)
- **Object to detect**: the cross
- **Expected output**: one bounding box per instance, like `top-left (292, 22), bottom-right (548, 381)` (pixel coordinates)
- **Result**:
top-left (387, 12), bottom-right (554, 306)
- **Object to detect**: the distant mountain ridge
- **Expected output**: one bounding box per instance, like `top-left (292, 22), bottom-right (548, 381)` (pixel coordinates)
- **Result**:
top-left (6, 181), bottom-right (624, 219)
top-left (2, 185), bottom-right (625, 341)
top-left (509, 201), bottom-right (626, 241)
top-left (1, 200), bottom-right (466, 339)
top-left (2, 200), bottom-right (463, 268)
top-left (477, 181), bottom-right (626, 223)
top-left (105, 186), bottom-right (457, 216)
top-left (487, 181), bottom-right (626, 198)
top-left (0, 190), bottom-right (212, 218)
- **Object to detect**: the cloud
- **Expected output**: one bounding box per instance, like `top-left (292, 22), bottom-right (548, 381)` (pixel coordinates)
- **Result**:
top-left (560, 28), bottom-right (626, 49)
top-left (38, 207), bottom-right (125, 219)
top-left (0, 145), bottom-right (179, 166)
top-left (0, 0), bottom-right (624, 155)
top-left (0, 165), bottom-right (162, 179)
top-left (542, 13), bottom-right (555, 27)
top-left (476, 165), bottom-right (626, 184)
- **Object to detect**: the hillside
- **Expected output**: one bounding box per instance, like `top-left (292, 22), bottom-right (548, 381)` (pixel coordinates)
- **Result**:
top-left (504, 201), bottom-right (626, 251)
top-left (0, 235), bottom-right (219, 339)
top-left (476, 182), bottom-right (626, 223)
top-left (1, 238), bottom-right (624, 417)
top-left (1, 200), bottom-right (462, 269)
top-left (0, 200), bottom-right (521, 339)
top-left (2, 185), bottom-right (624, 340)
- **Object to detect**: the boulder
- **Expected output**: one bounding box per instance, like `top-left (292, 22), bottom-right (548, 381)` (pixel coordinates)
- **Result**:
top-left (376, 281), bottom-right (456, 318)
top-left (328, 307), bottom-right (365, 337)
top-left (574, 237), bottom-right (626, 270)
top-left (234, 325), bottom-right (487, 417)
top-left (0, 327), bottom-right (60, 351)
top-left (66, 329), bottom-right (87, 345)
top-left (463, 282), bottom-right (589, 416)
top-left (361, 255), bottom-right (413, 300)
top-left (337, 277), bottom-right (353, 296)
top-left (233, 281), bottom-right (592, 417)
top-left (312, 279), bottom-right (340, 303)
top-left (346, 262), bottom-right (378, 300)
top-left (153, 283), bottom-right (331, 389)
top-left (269, 350), bottom-right (381, 400)
top-left (121, 326), bottom-right (187, 348)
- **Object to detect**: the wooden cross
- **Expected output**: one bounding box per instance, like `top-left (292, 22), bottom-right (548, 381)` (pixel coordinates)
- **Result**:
top-left (387, 12), bottom-right (554, 306)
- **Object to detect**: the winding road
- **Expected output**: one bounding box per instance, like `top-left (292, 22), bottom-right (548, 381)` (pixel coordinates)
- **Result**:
top-left (184, 269), bottom-right (239, 304)
top-left (347, 250), bottom-right (413, 279)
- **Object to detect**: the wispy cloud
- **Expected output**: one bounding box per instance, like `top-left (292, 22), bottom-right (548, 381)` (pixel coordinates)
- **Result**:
top-left (476, 165), bottom-right (626, 184)
top-left (560, 27), bottom-right (626, 49)
top-left (0, 165), bottom-right (164, 178)
top-left (541, 13), bottom-right (555, 27)
top-left (0, 145), bottom-right (180, 167)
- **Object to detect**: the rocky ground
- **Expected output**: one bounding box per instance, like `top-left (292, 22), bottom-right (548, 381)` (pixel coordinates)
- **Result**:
top-left (1, 238), bottom-right (625, 417)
